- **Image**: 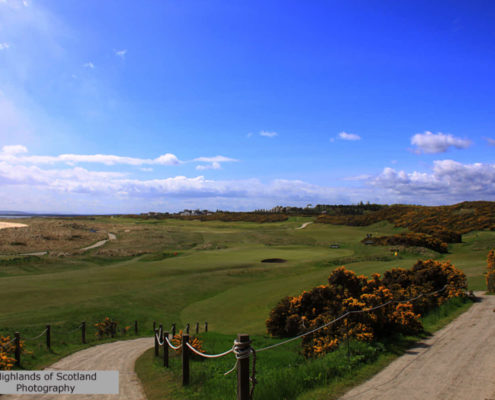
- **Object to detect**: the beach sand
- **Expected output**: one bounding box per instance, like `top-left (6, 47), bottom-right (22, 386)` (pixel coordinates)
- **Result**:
top-left (0, 221), bottom-right (28, 229)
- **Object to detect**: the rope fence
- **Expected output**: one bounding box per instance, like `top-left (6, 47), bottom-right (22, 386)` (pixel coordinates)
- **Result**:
top-left (0, 317), bottom-right (155, 367)
top-left (1, 285), bottom-right (450, 400)
top-left (153, 285), bottom-right (449, 400)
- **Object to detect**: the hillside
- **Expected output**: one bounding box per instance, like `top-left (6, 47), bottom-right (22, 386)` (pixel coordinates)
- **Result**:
top-left (316, 201), bottom-right (495, 242)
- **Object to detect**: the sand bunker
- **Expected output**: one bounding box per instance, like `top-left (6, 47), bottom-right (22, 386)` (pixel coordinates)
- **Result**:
top-left (0, 222), bottom-right (28, 230)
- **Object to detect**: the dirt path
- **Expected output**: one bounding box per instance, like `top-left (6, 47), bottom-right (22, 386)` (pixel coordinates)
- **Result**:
top-left (2, 337), bottom-right (152, 400)
top-left (80, 232), bottom-right (116, 251)
top-left (296, 222), bottom-right (313, 230)
top-left (340, 292), bottom-right (495, 400)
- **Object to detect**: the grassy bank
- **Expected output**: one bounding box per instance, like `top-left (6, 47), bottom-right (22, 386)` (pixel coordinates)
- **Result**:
top-left (1, 216), bottom-right (489, 371)
top-left (136, 296), bottom-right (473, 400)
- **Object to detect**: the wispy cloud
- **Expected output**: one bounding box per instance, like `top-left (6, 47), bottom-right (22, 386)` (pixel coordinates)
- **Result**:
top-left (260, 130), bottom-right (278, 138)
top-left (339, 132), bottom-right (361, 141)
top-left (343, 174), bottom-right (372, 181)
top-left (0, 42), bottom-right (10, 50)
top-left (411, 131), bottom-right (471, 154)
top-left (114, 49), bottom-right (127, 59)
top-left (193, 155), bottom-right (238, 170)
top-left (0, 146), bottom-right (242, 172)
top-left (484, 137), bottom-right (495, 146)
top-left (1, 144), bottom-right (27, 154)
top-left (83, 61), bottom-right (94, 69)
top-left (196, 162), bottom-right (221, 170)
top-left (0, 146), bottom-right (180, 166)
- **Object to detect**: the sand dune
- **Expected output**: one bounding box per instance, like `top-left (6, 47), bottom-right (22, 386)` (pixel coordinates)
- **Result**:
top-left (0, 222), bottom-right (28, 230)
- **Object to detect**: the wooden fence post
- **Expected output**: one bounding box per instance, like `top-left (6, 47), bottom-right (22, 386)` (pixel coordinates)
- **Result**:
top-left (163, 331), bottom-right (169, 368)
top-left (346, 314), bottom-right (350, 362)
top-left (182, 334), bottom-right (189, 386)
top-left (153, 321), bottom-right (156, 332)
top-left (14, 332), bottom-right (20, 367)
top-left (46, 325), bottom-right (51, 350)
top-left (186, 323), bottom-right (190, 334)
top-left (134, 320), bottom-right (138, 335)
top-left (154, 329), bottom-right (159, 357)
top-left (195, 322), bottom-right (199, 334)
top-left (82, 322), bottom-right (86, 344)
top-left (172, 323), bottom-right (176, 337)
top-left (204, 321), bottom-right (208, 332)
top-left (237, 334), bottom-right (250, 400)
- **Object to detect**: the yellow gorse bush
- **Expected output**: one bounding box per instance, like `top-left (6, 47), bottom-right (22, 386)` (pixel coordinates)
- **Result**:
top-left (486, 250), bottom-right (495, 292)
top-left (267, 260), bottom-right (467, 358)
top-left (0, 336), bottom-right (20, 370)
top-left (94, 317), bottom-right (117, 338)
top-left (170, 330), bottom-right (204, 356)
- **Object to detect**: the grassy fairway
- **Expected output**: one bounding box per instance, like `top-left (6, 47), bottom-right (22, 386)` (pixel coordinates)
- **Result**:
top-left (0, 216), bottom-right (492, 369)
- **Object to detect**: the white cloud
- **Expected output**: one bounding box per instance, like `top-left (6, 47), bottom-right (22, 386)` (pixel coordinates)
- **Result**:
top-left (193, 155), bottom-right (238, 170)
top-left (411, 131), bottom-right (471, 154)
top-left (0, 146), bottom-right (181, 166)
top-left (260, 130), bottom-right (278, 138)
top-left (114, 49), bottom-right (127, 59)
top-left (83, 62), bottom-right (94, 69)
top-left (193, 156), bottom-right (238, 163)
top-left (196, 162), bottom-right (221, 170)
top-left (0, 42), bottom-right (10, 50)
top-left (1, 144), bottom-right (28, 154)
top-left (372, 160), bottom-right (495, 202)
top-left (339, 132), bottom-right (361, 141)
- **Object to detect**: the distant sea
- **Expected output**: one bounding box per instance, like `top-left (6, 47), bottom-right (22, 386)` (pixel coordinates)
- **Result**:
top-left (0, 215), bottom-right (32, 219)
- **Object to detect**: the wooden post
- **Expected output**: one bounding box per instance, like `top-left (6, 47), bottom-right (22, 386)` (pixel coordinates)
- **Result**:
top-left (82, 322), bottom-right (86, 344)
top-left (346, 314), bottom-right (350, 362)
top-left (163, 331), bottom-right (169, 368)
top-left (195, 322), bottom-right (199, 334)
top-left (14, 332), bottom-right (20, 367)
top-left (186, 323), bottom-right (190, 334)
top-left (205, 321), bottom-right (208, 332)
top-left (237, 334), bottom-right (250, 400)
top-left (172, 323), bottom-right (176, 337)
top-left (182, 334), bottom-right (190, 386)
top-left (134, 320), bottom-right (138, 335)
top-left (111, 322), bottom-right (116, 338)
top-left (159, 324), bottom-right (163, 339)
top-left (154, 329), bottom-right (159, 357)
top-left (46, 325), bottom-right (51, 350)
top-left (153, 321), bottom-right (156, 332)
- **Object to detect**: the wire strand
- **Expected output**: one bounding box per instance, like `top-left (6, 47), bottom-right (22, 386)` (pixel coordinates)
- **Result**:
top-left (23, 328), bottom-right (48, 341)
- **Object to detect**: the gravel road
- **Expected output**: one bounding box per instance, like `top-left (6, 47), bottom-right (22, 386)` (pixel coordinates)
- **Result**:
top-left (2, 337), bottom-right (152, 400)
top-left (340, 292), bottom-right (495, 400)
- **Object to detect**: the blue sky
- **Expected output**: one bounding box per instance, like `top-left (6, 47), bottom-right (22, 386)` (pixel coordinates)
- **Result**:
top-left (0, 0), bottom-right (494, 213)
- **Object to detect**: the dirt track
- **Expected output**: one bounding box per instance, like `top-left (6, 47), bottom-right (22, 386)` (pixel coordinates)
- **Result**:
top-left (296, 222), bottom-right (313, 230)
top-left (340, 292), bottom-right (495, 400)
top-left (2, 337), bottom-right (152, 400)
